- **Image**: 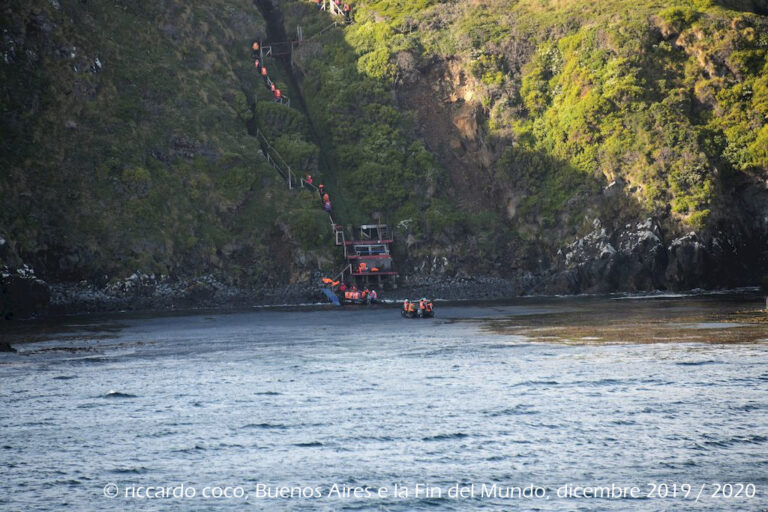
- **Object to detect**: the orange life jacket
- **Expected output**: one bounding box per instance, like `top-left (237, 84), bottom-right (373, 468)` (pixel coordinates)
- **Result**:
top-left (408, 303), bottom-right (417, 312)
top-left (403, 301), bottom-right (409, 310)
top-left (359, 262), bottom-right (367, 272)
top-left (275, 89), bottom-right (281, 98)
top-left (371, 267), bottom-right (379, 272)
top-left (254, 60), bottom-right (260, 69)
top-left (252, 42), bottom-right (259, 51)
top-left (261, 67), bottom-right (268, 76)
top-left (419, 300), bottom-right (426, 309)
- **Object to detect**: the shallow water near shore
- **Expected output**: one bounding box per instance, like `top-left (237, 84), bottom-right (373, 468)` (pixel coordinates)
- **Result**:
top-left (1, 292), bottom-right (767, 510)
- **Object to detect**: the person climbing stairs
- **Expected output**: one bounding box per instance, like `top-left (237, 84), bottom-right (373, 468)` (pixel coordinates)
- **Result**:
top-left (245, 37), bottom-right (395, 302)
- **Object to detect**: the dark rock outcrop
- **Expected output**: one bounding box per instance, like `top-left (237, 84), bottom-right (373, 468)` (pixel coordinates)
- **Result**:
top-left (46, 271), bottom-right (325, 313)
top-left (538, 218), bottom-right (760, 294)
top-left (0, 341), bottom-right (17, 352)
top-left (1, 265), bottom-right (50, 320)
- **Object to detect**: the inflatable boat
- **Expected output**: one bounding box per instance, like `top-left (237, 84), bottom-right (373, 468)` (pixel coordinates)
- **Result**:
top-left (400, 300), bottom-right (434, 318)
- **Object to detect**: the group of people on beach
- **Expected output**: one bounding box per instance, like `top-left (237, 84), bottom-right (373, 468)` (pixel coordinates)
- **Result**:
top-left (342, 284), bottom-right (377, 302)
top-left (321, 278), bottom-right (378, 303)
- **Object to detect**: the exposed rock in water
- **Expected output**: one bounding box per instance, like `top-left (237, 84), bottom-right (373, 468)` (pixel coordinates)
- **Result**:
top-left (0, 341), bottom-right (17, 352)
top-left (1, 265), bottom-right (50, 320)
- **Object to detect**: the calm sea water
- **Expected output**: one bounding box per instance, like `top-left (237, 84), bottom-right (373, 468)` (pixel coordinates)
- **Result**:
top-left (1, 293), bottom-right (767, 510)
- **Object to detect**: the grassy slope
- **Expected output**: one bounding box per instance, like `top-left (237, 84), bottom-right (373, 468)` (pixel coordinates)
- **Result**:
top-left (287, 0), bottom-right (767, 273)
top-left (1, 0), bottom-right (334, 284)
top-left (1, 0), bottom-right (766, 286)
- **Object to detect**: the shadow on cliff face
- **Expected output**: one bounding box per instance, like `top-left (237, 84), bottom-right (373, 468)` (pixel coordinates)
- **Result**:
top-left (273, 1), bottom-right (611, 274)
top-left (0, 0), bottom-right (340, 298)
top-left (260, 0), bottom-right (767, 294)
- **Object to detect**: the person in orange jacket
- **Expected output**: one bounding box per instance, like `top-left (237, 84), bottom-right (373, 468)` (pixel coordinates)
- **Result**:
top-left (322, 192), bottom-right (329, 203)
top-left (343, 2), bottom-right (351, 21)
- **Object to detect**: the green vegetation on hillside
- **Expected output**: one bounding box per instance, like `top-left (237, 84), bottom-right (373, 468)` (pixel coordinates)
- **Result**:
top-left (1, 0), bottom-right (766, 286)
top-left (300, 0), bottom-right (767, 236)
top-left (0, 0), bottom-right (332, 283)
top-left (284, 2), bottom-right (445, 234)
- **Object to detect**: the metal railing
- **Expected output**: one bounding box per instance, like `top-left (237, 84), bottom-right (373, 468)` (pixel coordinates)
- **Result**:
top-left (333, 263), bottom-right (352, 283)
top-left (329, 217), bottom-right (347, 258)
top-left (254, 127), bottom-right (296, 189)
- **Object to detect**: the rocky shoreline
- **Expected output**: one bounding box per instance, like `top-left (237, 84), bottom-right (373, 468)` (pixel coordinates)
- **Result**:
top-left (2, 218), bottom-right (765, 320)
top-left (1, 267), bottom-right (540, 320)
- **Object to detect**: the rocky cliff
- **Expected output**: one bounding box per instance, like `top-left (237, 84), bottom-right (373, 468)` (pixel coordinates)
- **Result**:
top-left (2, 0), bottom-right (767, 318)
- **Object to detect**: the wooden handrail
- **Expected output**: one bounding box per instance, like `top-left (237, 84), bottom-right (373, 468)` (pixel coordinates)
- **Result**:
top-left (255, 128), bottom-right (299, 189)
